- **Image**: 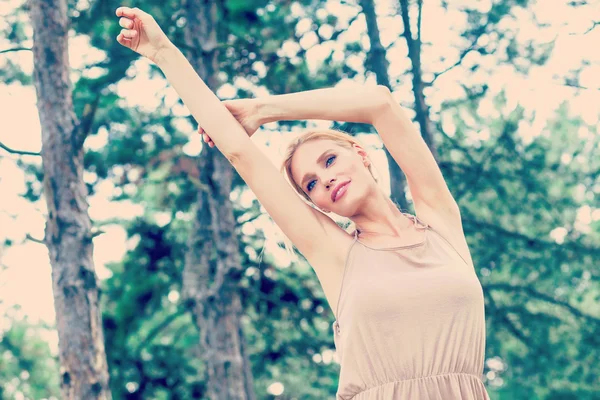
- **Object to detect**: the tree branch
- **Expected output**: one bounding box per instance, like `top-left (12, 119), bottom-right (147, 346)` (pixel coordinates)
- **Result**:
top-left (429, 22), bottom-right (488, 85)
top-left (485, 291), bottom-right (533, 346)
top-left (0, 47), bottom-right (32, 54)
top-left (91, 229), bottom-right (105, 238)
top-left (134, 306), bottom-right (188, 355)
top-left (25, 233), bottom-right (45, 244)
top-left (583, 21), bottom-right (600, 34)
top-left (464, 216), bottom-right (600, 256)
top-left (75, 93), bottom-right (101, 150)
top-left (485, 283), bottom-right (600, 324)
top-left (416, 0), bottom-right (423, 47)
top-left (430, 40), bottom-right (479, 84)
top-left (570, 21), bottom-right (600, 35)
top-left (559, 81), bottom-right (599, 91)
top-left (0, 142), bottom-right (41, 156)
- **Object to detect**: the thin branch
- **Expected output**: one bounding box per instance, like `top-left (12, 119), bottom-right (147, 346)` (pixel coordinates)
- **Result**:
top-left (559, 81), bottom-right (599, 90)
top-left (485, 283), bottom-right (600, 324)
top-left (569, 21), bottom-right (600, 35)
top-left (134, 306), bottom-right (188, 355)
top-left (430, 40), bottom-right (479, 84)
top-left (75, 93), bottom-right (101, 150)
top-left (435, 122), bottom-right (479, 166)
top-left (485, 291), bottom-right (533, 346)
top-left (429, 21), bottom-right (488, 85)
top-left (453, 137), bottom-right (499, 201)
top-left (416, 0), bottom-right (423, 47)
top-left (0, 47), bottom-right (32, 55)
top-left (583, 21), bottom-right (600, 34)
top-left (25, 233), bottom-right (45, 244)
top-left (464, 217), bottom-right (600, 256)
top-left (91, 229), bottom-right (105, 238)
top-left (399, 0), bottom-right (414, 53)
top-left (237, 211), bottom-right (263, 225)
top-left (0, 142), bottom-right (41, 156)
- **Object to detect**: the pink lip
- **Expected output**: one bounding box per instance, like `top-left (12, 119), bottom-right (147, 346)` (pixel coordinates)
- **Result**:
top-left (331, 181), bottom-right (350, 202)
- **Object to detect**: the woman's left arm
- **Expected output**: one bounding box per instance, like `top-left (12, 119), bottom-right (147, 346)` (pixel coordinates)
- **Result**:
top-left (258, 84), bottom-right (391, 125)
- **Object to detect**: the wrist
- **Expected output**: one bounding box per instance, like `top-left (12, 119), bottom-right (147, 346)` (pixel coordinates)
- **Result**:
top-left (153, 43), bottom-right (179, 66)
top-left (258, 95), bottom-right (285, 124)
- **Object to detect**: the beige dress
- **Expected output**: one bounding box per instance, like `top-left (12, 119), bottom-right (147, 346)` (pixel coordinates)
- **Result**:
top-left (332, 213), bottom-right (490, 400)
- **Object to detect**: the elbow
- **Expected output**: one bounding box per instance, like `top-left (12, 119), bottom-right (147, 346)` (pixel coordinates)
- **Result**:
top-left (375, 84), bottom-right (392, 97)
top-left (223, 137), bottom-right (253, 166)
top-left (218, 133), bottom-right (252, 165)
top-left (224, 151), bottom-right (240, 165)
top-left (375, 85), bottom-right (393, 106)
top-left (223, 144), bottom-right (245, 166)
top-left (369, 85), bottom-right (394, 123)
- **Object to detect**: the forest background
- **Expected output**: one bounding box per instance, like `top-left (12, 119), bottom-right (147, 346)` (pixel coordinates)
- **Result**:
top-left (0, 0), bottom-right (599, 399)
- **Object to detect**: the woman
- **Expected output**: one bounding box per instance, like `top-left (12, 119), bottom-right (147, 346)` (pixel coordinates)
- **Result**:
top-left (115, 6), bottom-right (490, 399)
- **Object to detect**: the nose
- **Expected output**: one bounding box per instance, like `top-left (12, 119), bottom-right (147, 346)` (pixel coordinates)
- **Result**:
top-left (325, 177), bottom-right (336, 189)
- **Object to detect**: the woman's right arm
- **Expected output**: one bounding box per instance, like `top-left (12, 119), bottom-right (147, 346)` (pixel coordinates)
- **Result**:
top-left (155, 46), bottom-right (250, 160)
top-left (153, 47), bottom-right (348, 270)
top-left (115, 7), bottom-right (350, 284)
top-left (115, 6), bottom-right (250, 160)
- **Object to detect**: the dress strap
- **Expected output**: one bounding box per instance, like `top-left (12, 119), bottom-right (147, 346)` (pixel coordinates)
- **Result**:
top-left (335, 231), bottom-right (359, 329)
top-left (403, 212), bottom-right (429, 230)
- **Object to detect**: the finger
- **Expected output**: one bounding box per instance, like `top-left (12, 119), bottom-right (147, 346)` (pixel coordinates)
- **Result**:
top-left (115, 6), bottom-right (140, 19)
top-left (116, 33), bottom-right (132, 45)
top-left (119, 17), bottom-right (133, 29)
top-left (120, 29), bottom-right (137, 39)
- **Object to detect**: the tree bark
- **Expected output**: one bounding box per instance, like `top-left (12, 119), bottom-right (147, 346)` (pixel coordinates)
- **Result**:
top-left (399, 0), bottom-right (439, 161)
top-left (359, 0), bottom-right (409, 211)
top-left (29, 0), bottom-right (111, 399)
top-left (181, 0), bottom-right (255, 399)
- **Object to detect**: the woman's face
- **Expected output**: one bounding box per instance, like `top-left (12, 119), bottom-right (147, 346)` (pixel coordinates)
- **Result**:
top-left (290, 139), bottom-right (373, 215)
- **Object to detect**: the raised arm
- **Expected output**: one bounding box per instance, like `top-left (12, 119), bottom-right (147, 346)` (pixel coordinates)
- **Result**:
top-left (115, 6), bottom-right (248, 159)
top-left (115, 6), bottom-right (353, 307)
top-left (259, 84), bottom-right (391, 125)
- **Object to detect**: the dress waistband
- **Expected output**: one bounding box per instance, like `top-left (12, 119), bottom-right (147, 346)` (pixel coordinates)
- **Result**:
top-left (349, 372), bottom-right (485, 399)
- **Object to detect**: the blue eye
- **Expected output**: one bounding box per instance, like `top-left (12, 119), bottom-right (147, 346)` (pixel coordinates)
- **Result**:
top-left (307, 155), bottom-right (336, 192)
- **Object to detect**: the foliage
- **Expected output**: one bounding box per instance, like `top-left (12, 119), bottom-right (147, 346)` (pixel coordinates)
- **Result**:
top-left (1, 0), bottom-right (598, 398)
top-left (0, 309), bottom-right (60, 400)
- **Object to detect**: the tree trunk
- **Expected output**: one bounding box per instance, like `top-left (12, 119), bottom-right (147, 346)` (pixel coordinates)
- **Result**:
top-left (399, 0), bottom-right (439, 161)
top-left (29, 0), bottom-right (111, 399)
top-left (359, 0), bottom-right (409, 211)
top-left (181, 0), bottom-right (256, 399)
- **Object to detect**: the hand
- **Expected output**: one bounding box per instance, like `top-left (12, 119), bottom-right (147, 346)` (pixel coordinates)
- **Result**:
top-left (198, 99), bottom-right (263, 148)
top-left (115, 6), bottom-right (173, 63)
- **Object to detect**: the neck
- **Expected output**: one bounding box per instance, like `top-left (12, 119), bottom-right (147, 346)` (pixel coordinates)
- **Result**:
top-left (352, 193), bottom-right (409, 237)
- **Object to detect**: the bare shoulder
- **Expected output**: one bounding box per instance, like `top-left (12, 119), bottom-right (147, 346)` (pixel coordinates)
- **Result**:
top-left (414, 204), bottom-right (475, 268)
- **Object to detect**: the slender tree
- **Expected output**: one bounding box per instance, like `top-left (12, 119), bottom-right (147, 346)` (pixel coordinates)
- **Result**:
top-left (180, 1), bottom-right (256, 398)
top-left (360, 0), bottom-right (409, 210)
top-left (29, 0), bottom-right (110, 398)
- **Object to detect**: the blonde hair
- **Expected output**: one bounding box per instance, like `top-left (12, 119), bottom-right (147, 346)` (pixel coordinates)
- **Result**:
top-left (275, 128), bottom-right (383, 261)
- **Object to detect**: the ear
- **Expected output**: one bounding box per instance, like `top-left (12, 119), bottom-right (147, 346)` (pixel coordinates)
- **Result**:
top-left (352, 143), bottom-right (371, 167)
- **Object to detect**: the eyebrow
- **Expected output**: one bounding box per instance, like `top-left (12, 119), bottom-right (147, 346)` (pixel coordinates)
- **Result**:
top-left (300, 149), bottom-right (335, 188)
